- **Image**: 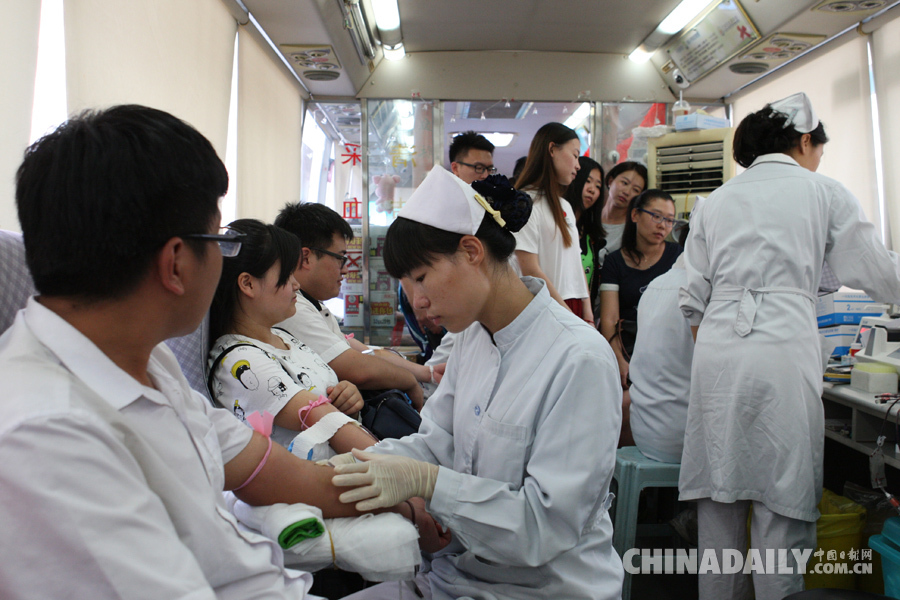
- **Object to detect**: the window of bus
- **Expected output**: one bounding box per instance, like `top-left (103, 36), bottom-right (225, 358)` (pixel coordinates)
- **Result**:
top-left (365, 99), bottom-right (436, 346)
top-left (301, 102), bottom-right (364, 325)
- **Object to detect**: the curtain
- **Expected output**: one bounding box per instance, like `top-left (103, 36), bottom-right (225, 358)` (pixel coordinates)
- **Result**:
top-left (235, 27), bottom-right (304, 222)
top-left (63, 0), bottom-right (236, 158)
top-left (871, 14), bottom-right (900, 250)
top-left (0, 0), bottom-right (41, 231)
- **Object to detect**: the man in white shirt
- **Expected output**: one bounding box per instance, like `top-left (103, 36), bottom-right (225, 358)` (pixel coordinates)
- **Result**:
top-left (275, 203), bottom-right (432, 409)
top-left (0, 105), bottom-right (363, 599)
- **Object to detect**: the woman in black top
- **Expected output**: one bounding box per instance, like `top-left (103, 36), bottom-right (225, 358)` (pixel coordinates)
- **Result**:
top-left (599, 189), bottom-right (682, 388)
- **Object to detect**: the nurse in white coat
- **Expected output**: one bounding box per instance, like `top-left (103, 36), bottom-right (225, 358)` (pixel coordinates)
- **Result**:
top-left (333, 166), bottom-right (624, 600)
top-left (679, 92), bottom-right (900, 600)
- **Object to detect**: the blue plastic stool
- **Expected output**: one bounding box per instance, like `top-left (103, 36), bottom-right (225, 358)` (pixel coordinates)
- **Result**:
top-left (612, 446), bottom-right (682, 600)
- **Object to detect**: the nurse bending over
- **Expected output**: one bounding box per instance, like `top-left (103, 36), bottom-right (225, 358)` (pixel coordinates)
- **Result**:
top-left (679, 91), bottom-right (900, 600)
top-left (332, 166), bottom-right (625, 600)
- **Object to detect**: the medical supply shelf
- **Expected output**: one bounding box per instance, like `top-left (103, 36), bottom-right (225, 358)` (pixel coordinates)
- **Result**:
top-left (822, 383), bottom-right (900, 469)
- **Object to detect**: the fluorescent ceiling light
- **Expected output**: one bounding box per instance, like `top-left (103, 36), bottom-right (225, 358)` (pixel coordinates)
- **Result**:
top-left (371, 0), bottom-right (401, 32)
top-left (564, 103), bottom-right (591, 129)
top-left (629, 46), bottom-right (654, 63)
top-left (659, 0), bottom-right (714, 34)
top-left (629, 0), bottom-right (713, 64)
top-left (383, 43), bottom-right (406, 60)
top-left (482, 132), bottom-right (515, 147)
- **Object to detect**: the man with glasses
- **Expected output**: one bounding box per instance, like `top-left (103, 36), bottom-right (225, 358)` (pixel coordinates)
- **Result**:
top-left (275, 202), bottom-right (430, 410)
top-left (0, 105), bottom-right (366, 599)
top-left (448, 130), bottom-right (495, 183)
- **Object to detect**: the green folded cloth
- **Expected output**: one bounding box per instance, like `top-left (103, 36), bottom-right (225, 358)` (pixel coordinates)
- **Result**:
top-left (278, 516), bottom-right (325, 549)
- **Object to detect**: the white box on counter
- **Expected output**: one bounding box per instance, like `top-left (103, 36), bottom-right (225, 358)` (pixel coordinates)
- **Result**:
top-left (817, 291), bottom-right (881, 327)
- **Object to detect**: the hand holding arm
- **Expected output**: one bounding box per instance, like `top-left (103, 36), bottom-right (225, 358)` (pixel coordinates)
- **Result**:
top-left (332, 448), bottom-right (439, 511)
top-left (407, 496), bottom-right (452, 553)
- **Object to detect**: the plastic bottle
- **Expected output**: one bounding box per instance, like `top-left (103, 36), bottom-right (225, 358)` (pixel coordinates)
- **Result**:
top-left (673, 90), bottom-right (691, 120)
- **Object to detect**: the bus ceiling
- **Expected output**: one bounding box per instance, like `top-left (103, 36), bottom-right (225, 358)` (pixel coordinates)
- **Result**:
top-left (229, 0), bottom-right (900, 103)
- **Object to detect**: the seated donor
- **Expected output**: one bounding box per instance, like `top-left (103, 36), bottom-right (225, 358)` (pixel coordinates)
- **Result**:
top-left (599, 189), bottom-right (682, 388)
top-left (208, 218), bottom-right (377, 452)
top-left (627, 251), bottom-right (693, 461)
top-left (332, 165), bottom-right (625, 600)
top-left (0, 105), bottom-right (387, 599)
top-left (274, 203), bottom-right (434, 410)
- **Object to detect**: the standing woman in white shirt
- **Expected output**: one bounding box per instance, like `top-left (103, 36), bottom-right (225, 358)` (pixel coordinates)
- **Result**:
top-left (513, 122), bottom-right (593, 323)
top-left (679, 92), bottom-right (900, 600)
top-left (332, 166), bottom-right (624, 600)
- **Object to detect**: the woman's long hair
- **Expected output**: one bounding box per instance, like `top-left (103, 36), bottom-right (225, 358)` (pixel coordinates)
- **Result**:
top-left (209, 219), bottom-right (300, 342)
top-left (620, 189), bottom-right (674, 265)
top-left (515, 122), bottom-right (580, 247)
top-left (564, 156), bottom-right (605, 254)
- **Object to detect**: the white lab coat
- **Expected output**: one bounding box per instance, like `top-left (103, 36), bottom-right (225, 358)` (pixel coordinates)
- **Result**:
top-left (679, 153), bottom-right (900, 521)
top-left (371, 277), bottom-right (624, 600)
top-left (629, 259), bottom-right (693, 464)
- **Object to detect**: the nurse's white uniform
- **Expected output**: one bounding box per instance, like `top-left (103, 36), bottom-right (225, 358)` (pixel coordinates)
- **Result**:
top-left (362, 277), bottom-right (624, 600)
top-left (679, 153), bottom-right (900, 521)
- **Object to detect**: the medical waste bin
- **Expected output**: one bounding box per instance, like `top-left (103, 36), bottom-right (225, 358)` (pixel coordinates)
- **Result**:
top-left (804, 489), bottom-right (867, 590)
top-left (869, 517), bottom-right (900, 599)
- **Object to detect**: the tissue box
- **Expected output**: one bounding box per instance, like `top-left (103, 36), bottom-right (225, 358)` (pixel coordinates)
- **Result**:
top-left (819, 325), bottom-right (858, 357)
top-left (817, 292), bottom-right (881, 327)
top-left (674, 114), bottom-right (731, 131)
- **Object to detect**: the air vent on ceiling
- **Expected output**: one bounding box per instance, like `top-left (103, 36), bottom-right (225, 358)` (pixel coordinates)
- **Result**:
top-left (729, 62), bottom-right (769, 75)
top-left (303, 70), bottom-right (340, 81)
top-left (738, 33), bottom-right (826, 71)
top-left (281, 44), bottom-right (342, 81)
top-left (814, 0), bottom-right (887, 12)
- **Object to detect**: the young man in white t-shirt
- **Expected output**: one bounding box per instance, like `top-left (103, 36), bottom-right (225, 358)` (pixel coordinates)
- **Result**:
top-left (275, 203), bottom-right (434, 409)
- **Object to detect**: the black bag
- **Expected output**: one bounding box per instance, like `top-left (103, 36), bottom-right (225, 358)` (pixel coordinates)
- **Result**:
top-left (360, 389), bottom-right (421, 440)
top-left (616, 319), bottom-right (638, 361)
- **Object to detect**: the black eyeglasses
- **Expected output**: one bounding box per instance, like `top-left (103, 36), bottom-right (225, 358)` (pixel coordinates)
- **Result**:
top-left (455, 161), bottom-right (498, 175)
top-left (637, 208), bottom-right (677, 229)
top-left (310, 247), bottom-right (349, 267)
top-left (183, 228), bottom-right (245, 257)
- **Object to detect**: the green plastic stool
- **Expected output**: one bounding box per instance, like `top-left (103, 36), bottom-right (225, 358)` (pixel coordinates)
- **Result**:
top-left (612, 446), bottom-right (682, 600)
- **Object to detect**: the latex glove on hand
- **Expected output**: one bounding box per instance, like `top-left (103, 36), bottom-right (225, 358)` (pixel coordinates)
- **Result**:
top-left (332, 448), bottom-right (439, 511)
top-left (316, 452), bottom-right (359, 467)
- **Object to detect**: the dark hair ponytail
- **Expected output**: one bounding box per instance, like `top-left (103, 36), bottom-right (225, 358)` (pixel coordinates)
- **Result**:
top-left (384, 175), bottom-right (532, 278)
top-left (733, 105), bottom-right (828, 168)
top-left (209, 219), bottom-right (300, 342)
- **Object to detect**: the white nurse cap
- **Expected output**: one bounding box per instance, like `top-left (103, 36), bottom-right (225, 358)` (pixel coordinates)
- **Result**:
top-left (398, 165), bottom-right (505, 235)
top-left (769, 92), bottom-right (819, 134)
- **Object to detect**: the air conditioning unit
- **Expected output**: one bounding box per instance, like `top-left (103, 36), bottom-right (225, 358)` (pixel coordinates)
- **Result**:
top-left (647, 127), bottom-right (735, 220)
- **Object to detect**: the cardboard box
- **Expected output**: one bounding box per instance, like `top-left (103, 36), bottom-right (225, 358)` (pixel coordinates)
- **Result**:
top-left (674, 114), bottom-right (730, 131)
top-left (817, 291), bottom-right (881, 327)
top-left (819, 324), bottom-right (858, 357)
